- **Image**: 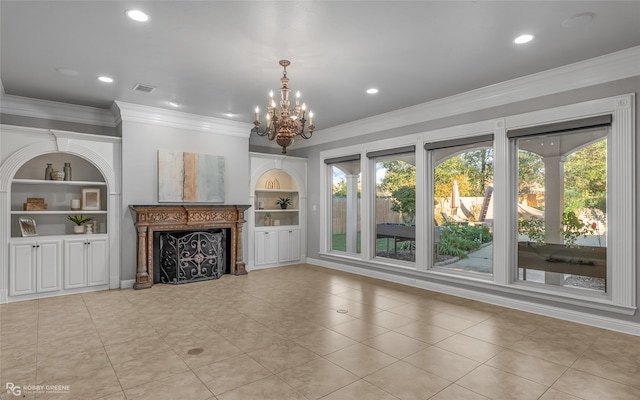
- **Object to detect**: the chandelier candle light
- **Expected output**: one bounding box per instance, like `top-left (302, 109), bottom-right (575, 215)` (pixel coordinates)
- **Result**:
top-left (252, 60), bottom-right (315, 154)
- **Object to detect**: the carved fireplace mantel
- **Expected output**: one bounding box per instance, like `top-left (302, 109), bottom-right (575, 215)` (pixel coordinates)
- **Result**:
top-left (130, 205), bottom-right (250, 289)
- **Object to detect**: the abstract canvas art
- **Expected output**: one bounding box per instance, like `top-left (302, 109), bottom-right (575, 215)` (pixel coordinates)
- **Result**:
top-left (158, 150), bottom-right (225, 202)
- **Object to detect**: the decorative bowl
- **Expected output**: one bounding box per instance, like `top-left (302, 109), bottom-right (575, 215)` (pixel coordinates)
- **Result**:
top-left (51, 170), bottom-right (65, 180)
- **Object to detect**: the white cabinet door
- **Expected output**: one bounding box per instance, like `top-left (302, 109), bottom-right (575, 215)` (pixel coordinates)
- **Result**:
top-left (10, 240), bottom-right (61, 296)
top-left (64, 239), bottom-right (87, 289)
top-left (255, 230), bottom-right (278, 265)
top-left (37, 240), bottom-right (61, 293)
top-left (278, 228), bottom-right (300, 262)
top-left (9, 242), bottom-right (36, 296)
top-left (87, 238), bottom-right (108, 286)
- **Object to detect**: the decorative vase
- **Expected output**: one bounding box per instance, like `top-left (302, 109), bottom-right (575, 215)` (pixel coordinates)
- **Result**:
top-left (63, 163), bottom-right (72, 181)
top-left (44, 163), bottom-right (53, 180)
top-left (51, 170), bottom-right (65, 181)
top-left (85, 223), bottom-right (93, 234)
top-left (73, 225), bottom-right (85, 234)
top-left (91, 220), bottom-right (99, 233)
top-left (70, 199), bottom-right (81, 210)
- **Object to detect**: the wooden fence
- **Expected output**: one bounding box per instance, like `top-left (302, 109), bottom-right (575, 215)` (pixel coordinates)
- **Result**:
top-left (332, 196), bottom-right (490, 234)
top-left (332, 197), bottom-right (401, 234)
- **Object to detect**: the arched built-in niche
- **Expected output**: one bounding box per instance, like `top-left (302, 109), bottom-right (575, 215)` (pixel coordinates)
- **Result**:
top-left (248, 153), bottom-right (307, 270)
top-left (0, 127), bottom-right (121, 302)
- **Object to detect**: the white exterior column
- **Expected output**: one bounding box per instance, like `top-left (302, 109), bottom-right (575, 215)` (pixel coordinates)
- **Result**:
top-left (345, 174), bottom-right (359, 253)
top-left (543, 155), bottom-right (565, 285)
top-left (543, 156), bottom-right (566, 244)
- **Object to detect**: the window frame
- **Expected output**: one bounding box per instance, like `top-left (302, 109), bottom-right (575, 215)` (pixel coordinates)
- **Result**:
top-left (503, 95), bottom-right (635, 311)
top-left (325, 154), bottom-right (362, 255)
top-left (368, 146), bottom-right (417, 266)
top-left (426, 135), bottom-right (495, 278)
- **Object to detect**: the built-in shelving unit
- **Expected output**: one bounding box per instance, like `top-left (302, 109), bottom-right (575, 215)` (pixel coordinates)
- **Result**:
top-left (255, 188), bottom-right (299, 227)
top-left (249, 153), bottom-right (307, 270)
top-left (11, 173), bottom-right (108, 237)
top-left (1, 126), bottom-right (121, 302)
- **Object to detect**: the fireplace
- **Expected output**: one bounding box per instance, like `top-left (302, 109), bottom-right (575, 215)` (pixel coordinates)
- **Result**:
top-left (130, 205), bottom-right (250, 290)
top-left (154, 228), bottom-right (231, 284)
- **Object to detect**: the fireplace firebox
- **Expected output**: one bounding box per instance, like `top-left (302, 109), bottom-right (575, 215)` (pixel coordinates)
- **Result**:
top-left (154, 228), bottom-right (231, 284)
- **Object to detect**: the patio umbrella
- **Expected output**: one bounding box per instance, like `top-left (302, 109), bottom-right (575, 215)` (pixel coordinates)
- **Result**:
top-left (451, 180), bottom-right (460, 217)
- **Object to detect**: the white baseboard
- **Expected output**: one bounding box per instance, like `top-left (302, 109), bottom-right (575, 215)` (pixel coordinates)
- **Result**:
top-left (0, 289), bottom-right (7, 304)
top-left (249, 260), bottom-right (306, 272)
top-left (120, 279), bottom-right (136, 289)
top-left (306, 257), bottom-right (640, 337)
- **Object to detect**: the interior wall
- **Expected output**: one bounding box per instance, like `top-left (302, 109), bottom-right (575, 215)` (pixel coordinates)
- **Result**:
top-left (120, 121), bottom-right (250, 281)
top-left (293, 76), bottom-right (640, 327)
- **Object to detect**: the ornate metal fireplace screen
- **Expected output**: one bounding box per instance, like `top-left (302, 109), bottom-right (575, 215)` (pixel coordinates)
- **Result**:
top-left (157, 230), bottom-right (227, 284)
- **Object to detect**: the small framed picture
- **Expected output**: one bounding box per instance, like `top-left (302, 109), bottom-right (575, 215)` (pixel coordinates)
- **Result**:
top-left (19, 216), bottom-right (38, 237)
top-left (82, 188), bottom-right (101, 211)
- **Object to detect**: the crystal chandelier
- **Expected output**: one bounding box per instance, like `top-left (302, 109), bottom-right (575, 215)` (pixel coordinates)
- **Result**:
top-left (252, 60), bottom-right (314, 154)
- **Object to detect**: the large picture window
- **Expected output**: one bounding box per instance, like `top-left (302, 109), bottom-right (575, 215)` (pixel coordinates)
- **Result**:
top-left (427, 135), bottom-right (494, 276)
top-left (368, 146), bottom-right (416, 263)
top-left (326, 155), bottom-right (361, 254)
top-left (510, 116), bottom-right (610, 293)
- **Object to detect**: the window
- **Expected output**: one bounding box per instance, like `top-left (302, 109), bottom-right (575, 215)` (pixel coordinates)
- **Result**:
top-left (513, 127), bottom-right (608, 293)
top-left (427, 135), bottom-right (494, 276)
top-left (320, 95), bottom-right (635, 313)
top-left (326, 155), bottom-right (361, 254)
top-left (368, 146), bottom-right (416, 264)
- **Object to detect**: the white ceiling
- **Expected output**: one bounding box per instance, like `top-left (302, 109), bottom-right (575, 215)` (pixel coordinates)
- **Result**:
top-left (1, 1), bottom-right (639, 130)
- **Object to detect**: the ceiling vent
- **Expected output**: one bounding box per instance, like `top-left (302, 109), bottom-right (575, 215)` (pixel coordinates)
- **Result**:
top-left (132, 83), bottom-right (156, 94)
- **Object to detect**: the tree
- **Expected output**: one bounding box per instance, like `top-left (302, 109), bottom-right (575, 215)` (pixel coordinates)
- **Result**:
top-left (462, 149), bottom-right (493, 196)
top-left (378, 160), bottom-right (415, 196)
top-left (390, 186), bottom-right (415, 225)
top-left (434, 156), bottom-right (466, 199)
top-left (379, 160), bottom-right (416, 224)
top-left (518, 150), bottom-right (544, 195)
top-left (433, 150), bottom-right (493, 198)
top-left (332, 180), bottom-right (347, 197)
top-left (564, 140), bottom-right (606, 212)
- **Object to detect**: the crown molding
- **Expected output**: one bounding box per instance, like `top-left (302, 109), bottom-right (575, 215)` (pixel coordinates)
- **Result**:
top-left (112, 101), bottom-right (252, 138)
top-left (0, 93), bottom-right (116, 127)
top-left (300, 46), bottom-right (640, 149)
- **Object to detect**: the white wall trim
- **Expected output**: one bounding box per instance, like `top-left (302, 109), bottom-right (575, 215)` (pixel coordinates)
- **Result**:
top-left (0, 94), bottom-right (116, 127)
top-left (307, 258), bottom-right (640, 336)
top-left (120, 279), bottom-right (135, 289)
top-left (299, 46), bottom-right (640, 149)
top-left (113, 101), bottom-right (252, 138)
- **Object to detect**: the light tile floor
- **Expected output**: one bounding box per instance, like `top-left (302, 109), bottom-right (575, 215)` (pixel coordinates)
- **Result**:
top-left (1, 264), bottom-right (639, 400)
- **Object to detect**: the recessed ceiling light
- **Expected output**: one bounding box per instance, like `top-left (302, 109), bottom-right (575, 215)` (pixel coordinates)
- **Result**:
top-left (98, 76), bottom-right (113, 83)
top-left (366, 88), bottom-right (379, 94)
top-left (562, 12), bottom-right (595, 28)
top-left (223, 112), bottom-right (238, 117)
top-left (126, 10), bottom-right (149, 22)
top-left (55, 67), bottom-right (79, 76)
top-left (514, 34), bottom-right (534, 44)
top-left (168, 101), bottom-right (181, 107)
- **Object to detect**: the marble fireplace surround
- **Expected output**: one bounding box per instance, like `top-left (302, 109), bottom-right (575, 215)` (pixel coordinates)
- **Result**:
top-left (130, 205), bottom-right (250, 289)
